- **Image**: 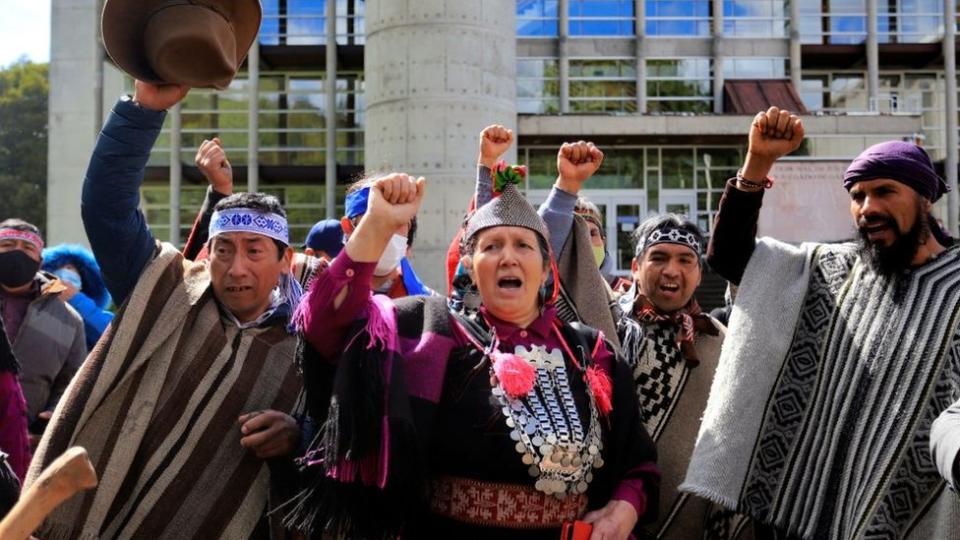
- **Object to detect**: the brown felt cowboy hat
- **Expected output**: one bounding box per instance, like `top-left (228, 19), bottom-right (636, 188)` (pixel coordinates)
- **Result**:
top-left (102, 0), bottom-right (262, 90)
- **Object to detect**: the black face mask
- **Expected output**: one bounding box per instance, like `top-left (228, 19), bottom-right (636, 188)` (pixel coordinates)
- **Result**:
top-left (0, 250), bottom-right (40, 288)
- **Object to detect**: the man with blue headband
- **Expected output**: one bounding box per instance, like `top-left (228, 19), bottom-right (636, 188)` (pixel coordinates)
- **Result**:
top-left (340, 177), bottom-right (434, 298)
top-left (29, 81), bottom-right (302, 538)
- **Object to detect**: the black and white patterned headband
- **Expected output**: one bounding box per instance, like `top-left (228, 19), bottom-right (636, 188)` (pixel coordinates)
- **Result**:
top-left (635, 226), bottom-right (702, 258)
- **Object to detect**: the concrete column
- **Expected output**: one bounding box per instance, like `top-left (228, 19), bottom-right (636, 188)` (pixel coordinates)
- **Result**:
top-left (789, 0), bottom-right (802, 93)
top-left (247, 42), bottom-right (260, 192)
top-left (47, 0), bottom-right (101, 244)
top-left (712, 0), bottom-right (724, 113)
top-left (944, 0), bottom-right (959, 234)
top-left (866, 0), bottom-right (880, 111)
top-left (364, 0), bottom-right (517, 290)
top-left (169, 104), bottom-right (182, 245)
top-left (559, 0), bottom-right (570, 113)
top-left (326, 0), bottom-right (338, 218)
top-left (635, 0), bottom-right (646, 113)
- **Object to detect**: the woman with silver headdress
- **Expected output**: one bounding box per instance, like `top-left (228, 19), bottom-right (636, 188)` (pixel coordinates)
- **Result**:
top-left (288, 173), bottom-right (658, 539)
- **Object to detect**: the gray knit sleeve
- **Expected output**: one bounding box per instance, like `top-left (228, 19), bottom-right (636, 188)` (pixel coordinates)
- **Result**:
top-left (931, 395), bottom-right (960, 490)
top-left (538, 186), bottom-right (578, 258)
top-left (476, 165), bottom-right (494, 208)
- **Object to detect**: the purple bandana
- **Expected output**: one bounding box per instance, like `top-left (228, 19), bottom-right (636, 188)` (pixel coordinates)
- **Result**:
top-left (843, 141), bottom-right (949, 202)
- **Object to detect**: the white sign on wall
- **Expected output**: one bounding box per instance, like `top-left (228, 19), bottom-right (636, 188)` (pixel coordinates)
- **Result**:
top-left (758, 160), bottom-right (856, 243)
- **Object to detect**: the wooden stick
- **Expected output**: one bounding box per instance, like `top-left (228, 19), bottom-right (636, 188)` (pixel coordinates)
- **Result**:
top-left (0, 447), bottom-right (98, 540)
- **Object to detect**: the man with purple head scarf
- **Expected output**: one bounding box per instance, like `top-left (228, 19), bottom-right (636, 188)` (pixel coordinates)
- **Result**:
top-left (679, 107), bottom-right (960, 540)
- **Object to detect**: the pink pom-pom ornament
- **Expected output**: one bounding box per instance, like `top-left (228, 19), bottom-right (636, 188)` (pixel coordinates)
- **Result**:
top-left (491, 351), bottom-right (536, 399)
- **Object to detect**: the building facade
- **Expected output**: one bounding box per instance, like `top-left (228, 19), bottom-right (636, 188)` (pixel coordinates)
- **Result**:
top-left (47, 0), bottom-right (959, 289)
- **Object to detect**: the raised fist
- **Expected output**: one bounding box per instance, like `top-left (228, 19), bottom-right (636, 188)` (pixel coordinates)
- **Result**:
top-left (748, 107), bottom-right (804, 162)
top-left (556, 141), bottom-right (604, 194)
top-left (195, 138), bottom-right (233, 195)
top-left (132, 80), bottom-right (190, 112)
top-left (738, 107), bottom-right (805, 186)
top-left (479, 124), bottom-right (514, 169)
top-left (366, 173), bottom-right (426, 231)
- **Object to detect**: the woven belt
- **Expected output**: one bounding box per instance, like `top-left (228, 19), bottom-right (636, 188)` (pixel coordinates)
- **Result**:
top-left (429, 475), bottom-right (588, 529)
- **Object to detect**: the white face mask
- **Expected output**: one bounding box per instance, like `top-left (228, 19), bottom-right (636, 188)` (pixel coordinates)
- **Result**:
top-left (374, 234), bottom-right (407, 277)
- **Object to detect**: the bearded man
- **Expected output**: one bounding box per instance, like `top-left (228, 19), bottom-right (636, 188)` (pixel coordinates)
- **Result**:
top-left (682, 107), bottom-right (960, 539)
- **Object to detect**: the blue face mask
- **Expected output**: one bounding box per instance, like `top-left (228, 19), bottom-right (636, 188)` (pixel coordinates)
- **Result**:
top-left (54, 268), bottom-right (83, 290)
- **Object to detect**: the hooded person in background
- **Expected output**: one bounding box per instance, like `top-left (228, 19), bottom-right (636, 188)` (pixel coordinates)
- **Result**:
top-left (682, 107), bottom-right (960, 539)
top-left (0, 220), bottom-right (86, 443)
top-left (41, 244), bottom-right (115, 350)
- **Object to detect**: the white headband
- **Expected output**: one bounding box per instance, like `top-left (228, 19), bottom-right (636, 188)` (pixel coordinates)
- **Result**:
top-left (209, 208), bottom-right (289, 245)
top-left (636, 226), bottom-right (702, 258)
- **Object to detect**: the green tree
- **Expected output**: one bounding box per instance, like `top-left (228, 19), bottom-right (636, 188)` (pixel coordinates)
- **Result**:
top-left (0, 59), bottom-right (48, 232)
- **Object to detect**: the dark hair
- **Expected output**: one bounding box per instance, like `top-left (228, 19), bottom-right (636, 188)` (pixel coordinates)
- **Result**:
top-left (210, 192), bottom-right (288, 260)
top-left (631, 213), bottom-right (704, 263)
top-left (461, 226), bottom-right (551, 270)
top-left (0, 219), bottom-right (42, 238)
top-left (407, 216), bottom-right (418, 248)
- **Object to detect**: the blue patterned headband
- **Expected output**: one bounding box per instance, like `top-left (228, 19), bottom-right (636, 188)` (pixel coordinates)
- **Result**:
top-left (209, 208), bottom-right (290, 245)
top-left (636, 225), bottom-right (701, 258)
top-left (345, 187), bottom-right (371, 219)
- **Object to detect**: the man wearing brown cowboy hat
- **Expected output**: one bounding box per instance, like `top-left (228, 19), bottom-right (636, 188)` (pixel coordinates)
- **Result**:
top-left (27, 2), bottom-right (305, 539)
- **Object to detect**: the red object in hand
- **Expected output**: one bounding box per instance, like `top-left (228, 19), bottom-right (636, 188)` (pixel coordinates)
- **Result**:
top-left (561, 520), bottom-right (593, 540)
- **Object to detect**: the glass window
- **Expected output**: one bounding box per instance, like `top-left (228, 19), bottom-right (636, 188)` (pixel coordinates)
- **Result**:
top-left (569, 0), bottom-right (635, 36)
top-left (645, 58), bottom-right (712, 113)
top-left (661, 149), bottom-right (695, 189)
top-left (880, 0), bottom-right (942, 43)
top-left (723, 0), bottom-right (786, 37)
top-left (260, 0), bottom-right (364, 46)
top-left (723, 57), bottom-right (787, 79)
top-left (800, 76), bottom-right (828, 111)
top-left (829, 74), bottom-right (867, 111)
top-left (570, 59), bottom-right (637, 113)
top-left (646, 0), bottom-right (711, 36)
top-left (587, 149), bottom-right (644, 189)
top-left (523, 148), bottom-right (560, 189)
top-left (827, 0), bottom-right (866, 44)
top-left (517, 58), bottom-right (561, 113)
top-left (517, 0), bottom-right (560, 36)
top-left (799, 1), bottom-right (824, 43)
top-left (148, 71), bottom-right (365, 168)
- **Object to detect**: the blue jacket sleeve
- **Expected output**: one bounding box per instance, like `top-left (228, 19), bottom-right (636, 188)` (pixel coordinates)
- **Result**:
top-left (81, 97), bottom-right (167, 306)
top-left (67, 292), bottom-right (115, 335)
top-left (537, 185), bottom-right (578, 258)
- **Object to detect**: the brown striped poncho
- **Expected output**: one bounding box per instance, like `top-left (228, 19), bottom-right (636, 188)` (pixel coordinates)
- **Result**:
top-left (25, 242), bottom-right (301, 540)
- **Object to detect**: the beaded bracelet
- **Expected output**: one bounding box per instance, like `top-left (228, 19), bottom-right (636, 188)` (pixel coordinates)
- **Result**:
top-left (736, 170), bottom-right (774, 190)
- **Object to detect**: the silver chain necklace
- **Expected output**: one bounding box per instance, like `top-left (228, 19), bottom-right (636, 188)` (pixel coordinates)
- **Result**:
top-left (489, 343), bottom-right (605, 498)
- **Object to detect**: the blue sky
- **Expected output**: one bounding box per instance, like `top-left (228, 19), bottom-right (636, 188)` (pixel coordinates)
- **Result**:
top-left (0, 1), bottom-right (50, 67)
